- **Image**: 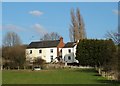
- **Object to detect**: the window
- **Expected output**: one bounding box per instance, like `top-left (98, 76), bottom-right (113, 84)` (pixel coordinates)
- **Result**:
top-left (39, 50), bottom-right (42, 53)
top-left (30, 50), bottom-right (32, 54)
top-left (68, 56), bottom-right (71, 60)
top-left (50, 49), bottom-right (53, 53)
top-left (68, 49), bottom-right (71, 53)
top-left (60, 49), bottom-right (62, 53)
top-left (51, 55), bottom-right (53, 62)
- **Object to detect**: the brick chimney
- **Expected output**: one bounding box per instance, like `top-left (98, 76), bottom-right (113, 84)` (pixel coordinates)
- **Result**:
top-left (57, 37), bottom-right (65, 57)
top-left (60, 37), bottom-right (63, 42)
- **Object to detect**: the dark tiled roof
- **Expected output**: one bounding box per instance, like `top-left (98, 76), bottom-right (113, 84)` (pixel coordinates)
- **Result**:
top-left (27, 40), bottom-right (60, 48)
top-left (64, 42), bottom-right (76, 48)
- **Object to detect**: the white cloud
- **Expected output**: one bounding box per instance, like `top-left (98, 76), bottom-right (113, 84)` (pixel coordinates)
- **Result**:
top-left (29, 10), bottom-right (43, 16)
top-left (112, 9), bottom-right (120, 15)
top-left (33, 23), bottom-right (47, 35)
top-left (2, 24), bottom-right (24, 32)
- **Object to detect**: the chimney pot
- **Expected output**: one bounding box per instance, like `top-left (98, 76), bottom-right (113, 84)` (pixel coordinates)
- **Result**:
top-left (60, 37), bottom-right (63, 41)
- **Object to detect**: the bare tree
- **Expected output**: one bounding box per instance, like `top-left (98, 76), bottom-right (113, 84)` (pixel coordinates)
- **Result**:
top-left (40, 32), bottom-right (61, 41)
top-left (2, 32), bottom-right (26, 69)
top-left (69, 8), bottom-right (86, 42)
top-left (3, 32), bottom-right (21, 47)
top-left (105, 31), bottom-right (120, 45)
top-left (69, 25), bottom-right (74, 42)
top-left (76, 8), bottom-right (86, 40)
top-left (105, 30), bottom-right (120, 80)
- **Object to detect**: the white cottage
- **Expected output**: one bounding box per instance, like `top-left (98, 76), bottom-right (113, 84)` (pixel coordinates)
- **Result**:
top-left (62, 42), bottom-right (79, 63)
top-left (26, 37), bottom-right (65, 63)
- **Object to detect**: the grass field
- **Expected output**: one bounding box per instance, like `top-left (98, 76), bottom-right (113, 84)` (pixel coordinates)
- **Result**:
top-left (2, 68), bottom-right (119, 84)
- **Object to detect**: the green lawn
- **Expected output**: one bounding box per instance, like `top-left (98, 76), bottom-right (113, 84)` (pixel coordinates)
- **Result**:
top-left (2, 68), bottom-right (119, 84)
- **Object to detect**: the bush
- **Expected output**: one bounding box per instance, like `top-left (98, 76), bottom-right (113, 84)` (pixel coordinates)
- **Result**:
top-left (76, 39), bottom-right (116, 69)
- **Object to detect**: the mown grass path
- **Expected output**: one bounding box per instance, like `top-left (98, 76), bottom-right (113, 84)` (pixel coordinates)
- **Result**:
top-left (2, 68), bottom-right (119, 84)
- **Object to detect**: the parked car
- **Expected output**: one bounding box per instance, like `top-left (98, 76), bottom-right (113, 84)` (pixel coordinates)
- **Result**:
top-left (32, 67), bottom-right (41, 71)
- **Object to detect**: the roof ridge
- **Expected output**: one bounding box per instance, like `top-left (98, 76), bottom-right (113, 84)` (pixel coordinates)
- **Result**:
top-left (32, 40), bottom-right (60, 43)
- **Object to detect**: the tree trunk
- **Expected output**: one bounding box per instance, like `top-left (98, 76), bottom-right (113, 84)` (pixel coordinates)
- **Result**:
top-left (18, 66), bottom-right (19, 70)
top-left (98, 68), bottom-right (102, 75)
top-left (98, 62), bottom-right (102, 75)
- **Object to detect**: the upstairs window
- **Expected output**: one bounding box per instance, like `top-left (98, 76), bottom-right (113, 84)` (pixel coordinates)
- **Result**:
top-left (68, 49), bottom-right (71, 53)
top-left (50, 49), bottom-right (53, 53)
top-left (30, 50), bottom-right (32, 54)
top-left (39, 50), bottom-right (42, 53)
